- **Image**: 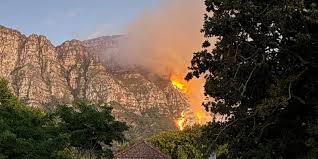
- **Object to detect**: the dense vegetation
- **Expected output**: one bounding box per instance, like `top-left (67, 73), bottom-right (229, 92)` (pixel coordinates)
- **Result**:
top-left (0, 79), bottom-right (67, 159)
top-left (187, 0), bottom-right (318, 158)
top-left (148, 125), bottom-right (231, 159)
top-left (0, 79), bottom-right (128, 159)
top-left (148, 126), bottom-right (206, 159)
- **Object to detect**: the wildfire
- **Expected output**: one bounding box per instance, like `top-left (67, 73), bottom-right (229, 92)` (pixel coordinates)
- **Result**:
top-left (170, 76), bottom-right (188, 93)
top-left (171, 74), bottom-right (208, 128)
top-left (176, 111), bottom-right (186, 131)
top-left (196, 112), bottom-right (203, 125)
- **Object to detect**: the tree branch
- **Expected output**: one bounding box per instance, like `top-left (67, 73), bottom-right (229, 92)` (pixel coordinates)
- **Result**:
top-left (241, 65), bottom-right (258, 96)
top-left (241, 54), bottom-right (265, 96)
top-left (205, 114), bottom-right (256, 156)
top-left (288, 81), bottom-right (292, 100)
top-left (257, 122), bottom-right (275, 142)
top-left (292, 94), bottom-right (306, 104)
top-left (234, 64), bottom-right (240, 80)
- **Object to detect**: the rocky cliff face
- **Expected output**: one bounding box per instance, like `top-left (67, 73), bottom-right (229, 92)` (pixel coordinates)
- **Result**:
top-left (0, 25), bottom-right (189, 139)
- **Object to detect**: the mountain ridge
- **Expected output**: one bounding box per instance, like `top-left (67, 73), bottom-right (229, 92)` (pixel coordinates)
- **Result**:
top-left (0, 25), bottom-right (189, 139)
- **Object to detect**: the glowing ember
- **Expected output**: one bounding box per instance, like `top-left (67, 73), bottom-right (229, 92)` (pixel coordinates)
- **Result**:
top-left (176, 111), bottom-right (186, 131)
top-left (170, 77), bottom-right (187, 93)
top-left (196, 112), bottom-right (203, 124)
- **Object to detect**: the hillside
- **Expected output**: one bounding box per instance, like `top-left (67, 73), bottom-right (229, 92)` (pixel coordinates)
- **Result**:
top-left (0, 25), bottom-right (189, 139)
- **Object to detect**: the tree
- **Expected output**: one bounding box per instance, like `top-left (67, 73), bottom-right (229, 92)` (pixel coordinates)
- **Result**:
top-left (148, 126), bottom-right (207, 159)
top-left (0, 78), bottom-right (68, 159)
top-left (187, 0), bottom-right (318, 158)
top-left (53, 101), bottom-right (129, 159)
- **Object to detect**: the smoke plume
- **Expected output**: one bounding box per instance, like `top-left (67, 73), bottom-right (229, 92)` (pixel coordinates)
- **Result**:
top-left (118, 0), bottom-right (212, 121)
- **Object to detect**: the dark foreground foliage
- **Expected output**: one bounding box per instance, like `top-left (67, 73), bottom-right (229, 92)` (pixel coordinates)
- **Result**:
top-left (0, 79), bottom-right (67, 159)
top-left (187, 0), bottom-right (318, 158)
top-left (0, 78), bottom-right (128, 159)
top-left (53, 101), bottom-right (128, 158)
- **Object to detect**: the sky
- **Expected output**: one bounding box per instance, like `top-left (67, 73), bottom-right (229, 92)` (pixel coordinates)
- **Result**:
top-left (0, 0), bottom-right (159, 45)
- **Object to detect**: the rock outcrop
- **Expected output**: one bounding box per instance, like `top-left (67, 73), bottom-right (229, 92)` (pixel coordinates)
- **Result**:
top-left (0, 25), bottom-right (189, 139)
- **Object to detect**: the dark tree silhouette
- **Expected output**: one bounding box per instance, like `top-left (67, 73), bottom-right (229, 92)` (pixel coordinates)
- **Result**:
top-left (187, 1), bottom-right (318, 158)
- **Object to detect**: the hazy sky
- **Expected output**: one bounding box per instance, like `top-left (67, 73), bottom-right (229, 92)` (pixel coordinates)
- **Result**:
top-left (0, 0), bottom-right (159, 45)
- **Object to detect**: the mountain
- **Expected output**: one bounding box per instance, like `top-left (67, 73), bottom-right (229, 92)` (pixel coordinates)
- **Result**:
top-left (0, 25), bottom-right (189, 140)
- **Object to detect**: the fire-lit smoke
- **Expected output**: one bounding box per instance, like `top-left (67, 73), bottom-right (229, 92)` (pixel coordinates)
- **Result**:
top-left (118, 0), bottom-right (214, 125)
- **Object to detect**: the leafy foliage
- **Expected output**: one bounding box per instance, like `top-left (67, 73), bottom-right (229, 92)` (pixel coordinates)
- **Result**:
top-left (0, 79), bottom-right (68, 159)
top-left (0, 78), bottom-right (129, 159)
top-left (187, 0), bottom-right (318, 158)
top-left (148, 126), bottom-right (207, 159)
top-left (53, 101), bottom-right (129, 158)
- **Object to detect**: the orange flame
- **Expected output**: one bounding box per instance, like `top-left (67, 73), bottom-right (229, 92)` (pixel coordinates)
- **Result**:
top-left (170, 76), bottom-right (188, 93)
top-left (171, 74), bottom-right (208, 126)
top-left (196, 112), bottom-right (204, 125)
top-left (176, 111), bottom-right (186, 131)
